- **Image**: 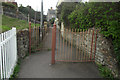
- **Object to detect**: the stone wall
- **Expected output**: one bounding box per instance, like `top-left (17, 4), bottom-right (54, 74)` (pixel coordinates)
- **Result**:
top-left (61, 27), bottom-right (118, 77)
top-left (17, 29), bottom-right (29, 58)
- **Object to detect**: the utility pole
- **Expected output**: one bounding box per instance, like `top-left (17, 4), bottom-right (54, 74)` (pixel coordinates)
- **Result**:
top-left (28, 6), bottom-right (31, 23)
top-left (28, 14), bottom-right (29, 23)
top-left (41, 0), bottom-right (43, 28)
top-left (34, 11), bottom-right (37, 26)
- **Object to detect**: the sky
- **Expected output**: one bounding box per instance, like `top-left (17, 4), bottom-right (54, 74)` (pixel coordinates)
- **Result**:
top-left (15, 0), bottom-right (58, 15)
top-left (15, 0), bottom-right (89, 15)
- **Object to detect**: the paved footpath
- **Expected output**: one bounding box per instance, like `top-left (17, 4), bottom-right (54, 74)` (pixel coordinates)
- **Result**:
top-left (18, 27), bottom-right (101, 78)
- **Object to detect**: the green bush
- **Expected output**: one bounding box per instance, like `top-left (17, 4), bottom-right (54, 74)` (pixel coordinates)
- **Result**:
top-left (68, 2), bottom-right (120, 66)
top-left (50, 18), bottom-right (55, 25)
top-left (98, 64), bottom-right (115, 80)
top-left (57, 2), bottom-right (79, 27)
top-left (2, 2), bottom-right (17, 9)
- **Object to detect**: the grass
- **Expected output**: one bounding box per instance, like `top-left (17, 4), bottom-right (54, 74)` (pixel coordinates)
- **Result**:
top-left (47, 48), bottom-right (52, 51)
top-left (10, 59), bottom-right (21, 79)
top-left (1, 15), bottom-right (40, 78)
top-left (10, 52), bottom-right (29, 79)
top-left (2, 15), bottom-right (40, 32)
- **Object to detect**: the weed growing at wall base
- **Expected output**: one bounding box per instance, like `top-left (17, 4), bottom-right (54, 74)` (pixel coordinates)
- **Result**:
top-left (10, 59), bottom-right (21, 79)
top-left (97, 64), bottom-right (119, 80)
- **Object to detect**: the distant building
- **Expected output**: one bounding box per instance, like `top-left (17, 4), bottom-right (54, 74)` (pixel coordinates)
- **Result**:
top-left (47, 7), bottom-right (56, 21)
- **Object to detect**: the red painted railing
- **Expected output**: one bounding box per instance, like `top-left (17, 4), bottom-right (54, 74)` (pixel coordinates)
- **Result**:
top-left (52, 26), bottom-right (98, 63)
top-left (51, 24), bottom-right (56, 64)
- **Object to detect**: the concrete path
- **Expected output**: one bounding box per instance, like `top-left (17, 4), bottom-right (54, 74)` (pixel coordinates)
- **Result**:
top-left (18, 27), bottom-right (101, 78)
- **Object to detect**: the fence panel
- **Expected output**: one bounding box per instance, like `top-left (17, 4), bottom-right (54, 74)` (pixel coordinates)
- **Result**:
top-left (0, 28), bottom-right (17, 79)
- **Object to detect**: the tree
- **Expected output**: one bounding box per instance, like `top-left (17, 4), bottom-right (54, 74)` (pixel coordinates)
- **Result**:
top-left (57, 2), bottom-right (80, 27)
top-left (68, 2), bottom-right (120, 66)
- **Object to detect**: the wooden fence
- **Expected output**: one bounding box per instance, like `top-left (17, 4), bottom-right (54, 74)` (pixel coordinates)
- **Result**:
top-left (0, 28), bottom-right (17, 79)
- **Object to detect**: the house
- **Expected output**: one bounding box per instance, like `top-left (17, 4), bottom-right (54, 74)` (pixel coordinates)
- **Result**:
top-left (47, 7), bottom-right (56, 21)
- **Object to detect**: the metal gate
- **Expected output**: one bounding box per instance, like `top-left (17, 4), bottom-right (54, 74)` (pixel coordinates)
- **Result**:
top-left (29, 22), bottom-right (47, 54)
top-left (51, 24), bottom-right (98, 64)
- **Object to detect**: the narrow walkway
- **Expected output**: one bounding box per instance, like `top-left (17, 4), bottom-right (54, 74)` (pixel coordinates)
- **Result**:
top-left (18, 27), bottom-right (101, 78)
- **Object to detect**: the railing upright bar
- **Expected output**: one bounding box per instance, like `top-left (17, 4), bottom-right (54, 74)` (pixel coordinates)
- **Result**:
top-left (85, 30), bottom-right (87, 62)
top-left (94, 30), bottom-right (98, 61)
top-left (90, 29), bottom-right (94, 60)
top-left (0, 34), bottom-right (3, 79)
top-left (51, 24), bottom-right (56, 64)
top-left (29, 22), bottom-right (31, 55)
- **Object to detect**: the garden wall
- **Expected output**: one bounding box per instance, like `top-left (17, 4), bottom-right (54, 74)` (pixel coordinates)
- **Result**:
top-left (17, 29), bottom-right (29, 58)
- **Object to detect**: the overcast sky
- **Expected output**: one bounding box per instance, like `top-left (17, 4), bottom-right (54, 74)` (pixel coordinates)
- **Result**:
top-left (15, 0), bottom-right (89, 15)
top-left (15, 0), bottom-right (58, 15)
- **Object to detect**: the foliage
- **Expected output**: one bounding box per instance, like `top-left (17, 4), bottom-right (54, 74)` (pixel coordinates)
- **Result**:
top-left (19, 5), bottom-right (37, 20)
top-left (19, 5), bottom-right (47, 22)
top-left (2, 2), bottom-right (17, 10)
top-left (10, 52), bottom-right (29, 79)
top-left (68, 2), bottom-right (120, 66)
top-left (57, 2), bottom-right (80, 27)
top-left (50, 18), bottom-right (55, 24)
top-left (2, 15), bottom-right (39, 32)
top-left (10, 59), bottom-right (21, 79)
top-left (97, 64), bottom-right (117, 80)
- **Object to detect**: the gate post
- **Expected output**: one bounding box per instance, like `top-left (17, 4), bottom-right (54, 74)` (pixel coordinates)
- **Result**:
top-left (51, 24), bottom-right (56, 65)
top-left (29, 22), bottom-right (31, 55)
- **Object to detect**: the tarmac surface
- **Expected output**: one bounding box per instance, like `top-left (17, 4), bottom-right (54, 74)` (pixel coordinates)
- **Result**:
top-left (18, 27), bottom-right (101, 78)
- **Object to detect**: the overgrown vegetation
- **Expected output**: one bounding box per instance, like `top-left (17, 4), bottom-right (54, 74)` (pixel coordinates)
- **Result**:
top-left (97, 64), bottom-right (119, 80)
top-left (2, 2), bottom-right (47, 22)
top-left (69, 2), bottom-right (120, 68)
top-left (10, 51), bottom-right (29, 79)
top-left (10, 59), bottom-right (21, 79)
top-left (2, 15), bottom-right (39, 32)
top-left (57, 2), bottom-right (80, 27)
top-left (2, 2), bottom-right (17, 10)
top-left (19, 4), bottom-right (47, 22)
top-left (49, 18), bottom-right (55, 27)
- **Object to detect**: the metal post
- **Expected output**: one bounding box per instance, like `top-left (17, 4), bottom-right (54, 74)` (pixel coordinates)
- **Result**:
top-left (90, 29), bottom-right (94, 60)
top-left (41, 0), bottom-right (44, 40)
top-left (28, 14), bottom-right (29, 23)
top-left (51, 24), bottom-right (56, 64)
top-left (41, 0), bottom-right (43, 28)
top-left (94, 30), bottom-right (98, 61)
top-left (34, 11), bottom-right (37, 26)
top-left (29, 22), bottom-right (31, 55)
